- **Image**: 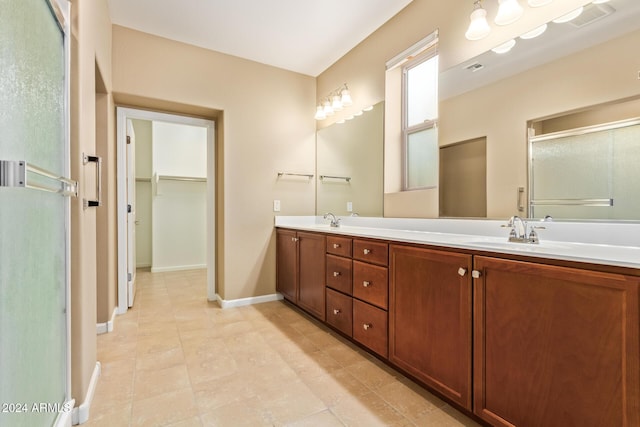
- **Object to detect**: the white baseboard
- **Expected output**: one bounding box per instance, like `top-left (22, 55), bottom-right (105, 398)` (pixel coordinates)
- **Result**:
top-left (151, 264), bottom-right (206, 273)
top-left (136, 263), bottom-right (151, 269)
top-left (96, 307), bottom-right (118, 335)
top-left (214, 292), bottom-right (283, 309)
top-left (72, 362), bottom-right (101, 425)
top-left (53, 399), bottom-right (75, 427)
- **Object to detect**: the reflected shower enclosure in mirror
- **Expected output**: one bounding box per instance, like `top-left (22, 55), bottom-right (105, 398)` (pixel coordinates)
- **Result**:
top-left (438, 0), bottom-right (640, 220)
top-left (316, 102), bottom-right (384, 217)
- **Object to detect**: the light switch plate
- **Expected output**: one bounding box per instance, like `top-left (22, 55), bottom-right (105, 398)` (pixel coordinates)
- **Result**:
top-left (347, 201), bottom-right (353, 212)
top-left (273, 200), bottom-right (281, 212)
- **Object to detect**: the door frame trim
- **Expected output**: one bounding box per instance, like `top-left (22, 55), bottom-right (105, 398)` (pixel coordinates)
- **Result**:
top-left (116, 107), bottom-right (216, 313)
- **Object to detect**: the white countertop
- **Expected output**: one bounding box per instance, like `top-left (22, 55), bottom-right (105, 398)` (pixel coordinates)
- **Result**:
top-left (275, 216), bottom-right (640, 270)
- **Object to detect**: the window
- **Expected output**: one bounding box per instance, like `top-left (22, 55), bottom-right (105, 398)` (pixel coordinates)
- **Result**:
top-left (402, 46), bottom-right (439, 190)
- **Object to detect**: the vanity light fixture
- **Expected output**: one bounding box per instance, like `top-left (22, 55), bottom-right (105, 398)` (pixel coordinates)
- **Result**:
top-left (315, 83), bottom-right (352, 120)
top-left (520, 23), bottom-right (547, 39)
top-left (495, 0), bottom-right (524, 26)
top-left (465, 0), bottom-right (491, 40)
top-left (491, 38), bottom-right (517, 54)
top-left (552, 6), bottom-right (584, 23)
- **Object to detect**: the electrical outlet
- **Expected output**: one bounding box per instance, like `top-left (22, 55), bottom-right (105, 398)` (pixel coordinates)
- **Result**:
top-left (347, 201), bottom-right (353, 212)
top-left (273, 200), bottom-right (281, 212)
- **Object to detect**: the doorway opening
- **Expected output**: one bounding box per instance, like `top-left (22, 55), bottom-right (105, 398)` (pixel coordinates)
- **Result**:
top-left (116, 108), bottom-right (216, 314)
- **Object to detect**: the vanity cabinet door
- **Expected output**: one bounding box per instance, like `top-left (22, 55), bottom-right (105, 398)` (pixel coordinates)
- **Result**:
top-left (389, 244), bottom-right (473, 410)
top-left (473, 256), bottom-right (640, 427)
top-left (297, 232), bottom-right (326, 321)
top-left (276, 228), bottom-right (297, 302)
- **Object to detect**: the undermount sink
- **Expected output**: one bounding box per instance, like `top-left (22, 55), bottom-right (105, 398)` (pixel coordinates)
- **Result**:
top-left (465, 239), bottom-right (573, 251)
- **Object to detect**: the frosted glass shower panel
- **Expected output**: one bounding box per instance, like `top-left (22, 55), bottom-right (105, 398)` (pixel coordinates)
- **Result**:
top-left (0, 0), bottom-right (68, 426)
top-left (530, 121), bottom-right (640, 220)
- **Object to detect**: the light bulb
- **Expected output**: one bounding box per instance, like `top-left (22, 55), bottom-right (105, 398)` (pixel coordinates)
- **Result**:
top-left (323, 100), bottom-right (334, 116)
top-left (491, 39), bottom-right (516, 54)
top-left (465, 6), bottom-right (491, 40)
top-left (340, 88), bottom-right (352, 106)
top-left (520, 24), bottom-right (547, 40)
top-left (495, 0), bottom-right (524, 26)
top-left (331, 95), bottom-right (343, 111)
top-left (552, 7), bottom-right (583, 23)
top-left (314, 105), bottom-right (326, 120)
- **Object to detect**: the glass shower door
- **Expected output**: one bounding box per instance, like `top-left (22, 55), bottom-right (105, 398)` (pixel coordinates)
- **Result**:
top-left (0, 0), bottom-right (72, 426)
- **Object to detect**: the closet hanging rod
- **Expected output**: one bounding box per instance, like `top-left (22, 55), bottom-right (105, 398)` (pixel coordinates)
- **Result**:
top-left (156, 174), bottom-right (207, 183)
top-left (0, 160), bottom-right (77, 197)
top-left (319, 175), bottom-right (351, 182)
top-left (277, 172), bottom-right (314, 179)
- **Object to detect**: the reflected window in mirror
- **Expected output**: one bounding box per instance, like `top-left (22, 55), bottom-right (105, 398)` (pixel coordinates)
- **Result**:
top-left (402, 42), bottom-right (439, 190)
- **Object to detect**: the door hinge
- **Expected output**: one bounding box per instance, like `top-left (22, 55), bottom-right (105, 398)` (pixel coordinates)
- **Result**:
top-left (126, 135), bottom-right (131, 145)
top-left (127, 204), bottom-right (132, 213)
top-left (127, 272), bottom-right (132, 282)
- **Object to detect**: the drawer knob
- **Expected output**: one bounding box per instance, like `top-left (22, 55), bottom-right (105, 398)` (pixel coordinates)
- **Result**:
top-left (333, 309), bottom-right (341, 315)
top-left (333, 243), bottom-right (341, 249)
top-left (458, 268), bottom-right (467, 277)
top-left (363, 249), bottom-right (371, 255)
top-left (333, 271), bottom-right (341, 277)
top-left (472, 270), bottom-right (482, 279)
top-left (363, 281), bottom-right (371, 287)
top-left (363, 323), bottom-right (372, 331)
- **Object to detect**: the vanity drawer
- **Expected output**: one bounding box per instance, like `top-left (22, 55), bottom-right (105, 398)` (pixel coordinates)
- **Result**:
top-left (353, 261), bottom-right (388, 310)
top-left (326, 254), bottom-right (352, 295)
top-left (353, 239), bottom-right (388, 266)
top-left (325, 288), bottom-right (353, 337)
top-left (327, 236), bottom-right (352, 257)
top-left (353, 299), bottom-right (388, 358)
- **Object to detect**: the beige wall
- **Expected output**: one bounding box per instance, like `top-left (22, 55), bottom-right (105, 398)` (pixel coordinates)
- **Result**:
top-left (111, 26), bottom-right (317, 301)
top-left (70, 0), bottom-right (113, 407)
top-left (316, 0), bottom-right (595, 218)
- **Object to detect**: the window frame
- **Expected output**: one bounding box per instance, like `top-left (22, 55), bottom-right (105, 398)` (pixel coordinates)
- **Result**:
top-left (401, 47), bottom-right (439, 191)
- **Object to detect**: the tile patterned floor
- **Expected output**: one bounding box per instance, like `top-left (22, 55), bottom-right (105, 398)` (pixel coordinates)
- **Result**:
top-left (85, 269), bottom-right (482, 427)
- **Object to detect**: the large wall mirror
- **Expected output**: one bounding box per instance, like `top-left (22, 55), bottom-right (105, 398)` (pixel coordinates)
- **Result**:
top-left (439, 0), bottom-right (640, 221)
top-left (316, 102), bottom-right (384, 216)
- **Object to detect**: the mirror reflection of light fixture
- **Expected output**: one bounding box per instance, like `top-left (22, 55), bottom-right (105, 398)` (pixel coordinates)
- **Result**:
top-left (465, 0), bottom-right (491, 40)
top-left (315, 83), bottom-right (352, 120)
top-left (552, 6), bottom-right (584, 23)
top-left (520, 23), bottom-right (548, 39)
top-left (527, 0), bottom-right (552, 7)
top-left (495, 0), bottom-right (524, 26)
top-left (491, 38), bottom-right (517, 54)
top-left (314, 105), bottom-right (326, 121)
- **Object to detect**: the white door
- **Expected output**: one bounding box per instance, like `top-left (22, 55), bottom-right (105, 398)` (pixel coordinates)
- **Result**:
top-left (126, 119), bottom-right (137, 307)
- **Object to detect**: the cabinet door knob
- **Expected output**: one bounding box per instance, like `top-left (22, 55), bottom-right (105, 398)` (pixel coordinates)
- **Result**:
top-left (363, 249), bottom-right (371, 255)
top-left (472, 270), bottom-right (482, 279)
top-left (363, 281), bottom-right (371, 287)
top-left (291, 237), bottom-right (299, 242)
top-left (363, 323), bottom-right (372, 330)
top-left (333, 309), bottom-right (341, 315)
top-left (333, 271), bottom-right (341, 277)
top-left (458, 268), bottom-right (467, 277)
top-left (333, 243), bottom-right (341, 249)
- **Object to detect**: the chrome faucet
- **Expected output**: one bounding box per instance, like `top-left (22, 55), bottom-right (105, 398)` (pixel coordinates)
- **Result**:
top-left (323, 212), bottom-right (340, 227)
top-left (503, 216), bottom-right (544, 244)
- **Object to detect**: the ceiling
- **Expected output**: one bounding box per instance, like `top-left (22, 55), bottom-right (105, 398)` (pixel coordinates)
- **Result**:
top-left (106, 0), bottom-right (413, 77)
